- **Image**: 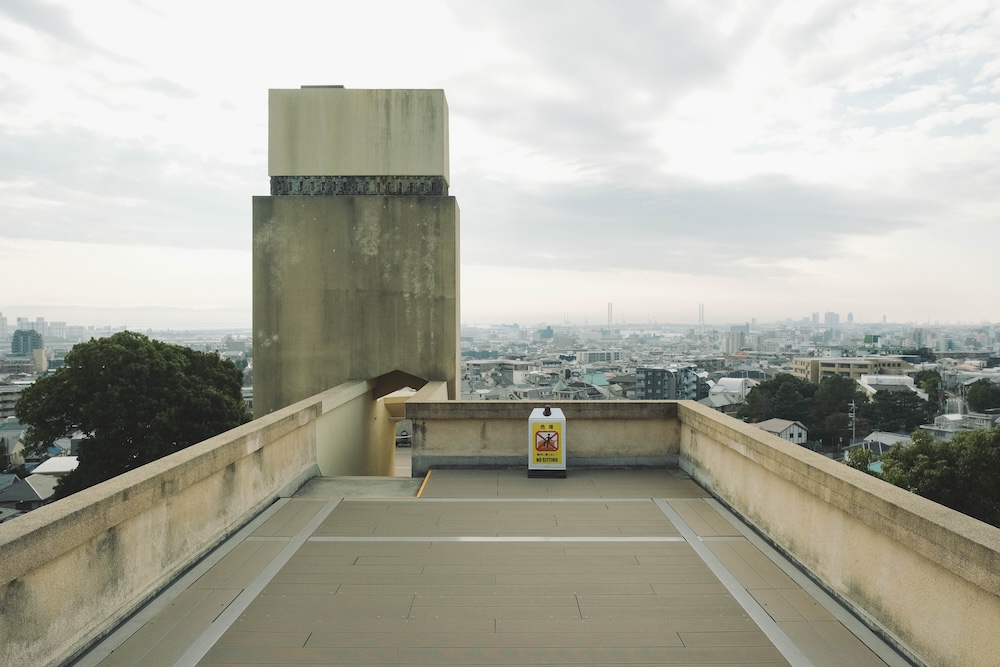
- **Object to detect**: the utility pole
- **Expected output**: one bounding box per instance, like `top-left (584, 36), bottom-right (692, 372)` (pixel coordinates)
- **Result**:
top-left (848, 400), bottom-right (857, 446)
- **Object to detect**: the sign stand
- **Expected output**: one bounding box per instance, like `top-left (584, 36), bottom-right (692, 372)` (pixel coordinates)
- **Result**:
top-left (528, 405), bottom-right (566, 478)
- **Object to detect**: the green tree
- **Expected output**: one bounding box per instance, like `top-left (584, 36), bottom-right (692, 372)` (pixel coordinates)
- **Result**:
top-left (862, 391), bottom-right (934, 433)
top-left (16, 331), bottom-right (250, 499)
top-left (810, 375), bottom-right (868, 445)
top-left (845, 447), bottom-right (879, 475)
top-left (740, 374), bottom-right (816, 424)
top-left (966, 379), bottom-right (1000, 413)
top-left (913, 370), bottom-right (943, 406)
top-left (881, 429), bottom-right (1000, 528)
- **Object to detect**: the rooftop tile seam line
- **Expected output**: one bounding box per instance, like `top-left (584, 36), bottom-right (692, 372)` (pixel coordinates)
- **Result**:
top-left (653, 498), bottom-right (816, 667)
top-left (338, 496), bottom-right (696, 503)
top-left (701, 498), bottom-right (915, 667)
top-left (169, 498), bottom-right (341, 667)
top-left (307, 536), bottom-right (687, 542)
top-left (70, 497), bottom-right (295, 667)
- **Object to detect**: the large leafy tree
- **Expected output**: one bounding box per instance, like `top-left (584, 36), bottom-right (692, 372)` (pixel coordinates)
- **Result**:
top-left (913, 369), bottom-right (942, 398)
top-left (16, 331), bottom-right (251, 498)
top-left (861, 390), bottom-right (935, 433)
top-left (741, 373), bottom-right (870, 449)
top-left (740, 374), bottom-right (817, 424)
top-left (881, 428), bottom-right (1000, 528)
top-left (966, 379), bottom-right (1000, 413)
top-left (810, 375), bottom-right (868, 446)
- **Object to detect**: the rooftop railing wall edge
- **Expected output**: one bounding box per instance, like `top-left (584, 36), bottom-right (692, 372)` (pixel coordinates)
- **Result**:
top-left (0, 379), bottom-right (378, 667)
top-left (676, 400), bottom-right (1000, 667)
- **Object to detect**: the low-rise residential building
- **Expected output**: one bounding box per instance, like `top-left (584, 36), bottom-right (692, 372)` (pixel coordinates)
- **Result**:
top-left (755, 418), bottom-right (809, 445)
top-left (857, 374), bottom-right (925, 400)
top-left (0, 474), bottom-right (58, 511)
top-left (860, 431), bottom-right (911, 456)
top-left (919, 412), bottom-right (1000, 440)
top-left (575, 350), bottom-right (622, 364)
top-left (791, 356), bottom-right (913, 383)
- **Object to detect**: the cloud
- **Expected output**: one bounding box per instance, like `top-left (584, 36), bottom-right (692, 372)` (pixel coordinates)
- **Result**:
top-left (0, 125), bottom-right (255, 249)
top-left (0, 0), bottom-right (127, 63)
top-left (1, 0), bottom-right (998, 324)
top-left (459, 173), bottom-right (925, 276)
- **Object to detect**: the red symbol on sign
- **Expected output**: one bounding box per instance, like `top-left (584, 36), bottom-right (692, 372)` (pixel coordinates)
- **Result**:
top-left (535, 430), bottom-right (559, 451)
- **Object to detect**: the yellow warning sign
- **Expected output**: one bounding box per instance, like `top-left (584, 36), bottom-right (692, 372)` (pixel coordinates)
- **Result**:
top-left (531, 421), bottom-right (564, 467)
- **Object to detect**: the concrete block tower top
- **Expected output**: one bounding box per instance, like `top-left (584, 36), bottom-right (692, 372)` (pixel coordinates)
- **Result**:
top-left (268, 87), bottom-right (449, 183)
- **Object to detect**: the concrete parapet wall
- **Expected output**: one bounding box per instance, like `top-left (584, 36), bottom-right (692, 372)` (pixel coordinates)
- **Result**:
top-left (0, 380), bottom-right (381, 667)
top-left (253, 195), bottom-right (460, 415)
top-left (676, 401), bottom-right (1000, 667)
top-left (269, 88), bottom-right (449, 181)
top-left (407, 400), bottom-right (680, 475)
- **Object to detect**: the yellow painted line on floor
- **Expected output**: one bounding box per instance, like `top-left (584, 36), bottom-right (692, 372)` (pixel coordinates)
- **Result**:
top-left (416, 469), bottom-right (432, 497)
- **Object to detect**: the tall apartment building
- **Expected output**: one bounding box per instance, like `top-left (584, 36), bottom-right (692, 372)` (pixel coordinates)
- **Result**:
top-left (11, 329), bottom-right (43, 356)
top-left (48, 322), bottom-right (67, 340)
top-left (724, 331), bottom-right (745, 355)
top-left (635, 365), bottom-right (709, 400)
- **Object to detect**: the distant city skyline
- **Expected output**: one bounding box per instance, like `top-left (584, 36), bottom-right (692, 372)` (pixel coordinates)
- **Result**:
top-left (0, 305), bottom-right (996, 333)
top-left (2, 2), bottom-right (999, 328)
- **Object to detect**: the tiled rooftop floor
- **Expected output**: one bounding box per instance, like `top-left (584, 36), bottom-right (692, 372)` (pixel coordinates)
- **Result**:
top-left (73, 470), bottom-right (912, 667)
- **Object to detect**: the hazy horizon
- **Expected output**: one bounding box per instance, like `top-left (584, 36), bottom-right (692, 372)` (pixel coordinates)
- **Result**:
top-left (2, 303), bottom-right (996, 332)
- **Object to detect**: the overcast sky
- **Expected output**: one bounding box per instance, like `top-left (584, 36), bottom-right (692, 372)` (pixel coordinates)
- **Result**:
top-left (1, 0), bottom-right (998, 328)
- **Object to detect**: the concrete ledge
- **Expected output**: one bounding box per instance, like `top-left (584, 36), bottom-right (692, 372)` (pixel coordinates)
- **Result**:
top-left (407, 400), bottom-right (681, 476)
top-left (0, 380), bottom-right (382, 667)
top-left (407, 400), bottom-right (678, 420)
top-left (676, 401), bottom-right (1000, 667)
top-left (414, 454), bottom-right (677, 472)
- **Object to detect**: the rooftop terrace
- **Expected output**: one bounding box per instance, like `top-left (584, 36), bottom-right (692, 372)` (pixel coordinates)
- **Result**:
top-left (2, 380), bottom-right (998, 666)
top-left (72, 468), bottom-right (908, 667)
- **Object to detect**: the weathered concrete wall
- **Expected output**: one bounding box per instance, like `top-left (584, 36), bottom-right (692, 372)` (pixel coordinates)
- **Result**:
top-left (0, 381), bottom-right (379, 667)
top-left (253, 195), bottom-right (460, 415)
top-left (407, 400), bottom-right (680, 474)
top-left (366, 395), bottom-right (397, 476)
top-left (676, 401), bottom-right (1000, 667)
top-left (255, 87), bottom-right (459, 417)
top-left (269, 88), bottom-right (449, 181)
top-left (313, 380), bottom-right (395, 477)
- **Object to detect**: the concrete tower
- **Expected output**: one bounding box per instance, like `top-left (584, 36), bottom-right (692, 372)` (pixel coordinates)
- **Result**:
top-left (253, 87), bottom-right (459, 416)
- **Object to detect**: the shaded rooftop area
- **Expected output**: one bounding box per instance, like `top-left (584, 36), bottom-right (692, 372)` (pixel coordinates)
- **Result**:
top-left (73, 469), bottom-right (908, 667)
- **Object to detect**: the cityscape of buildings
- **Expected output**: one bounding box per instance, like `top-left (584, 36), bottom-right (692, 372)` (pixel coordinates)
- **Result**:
top-left (5, 306), bottom-right (999, 520)
top-left (3, 308), bottom-right (998, 448)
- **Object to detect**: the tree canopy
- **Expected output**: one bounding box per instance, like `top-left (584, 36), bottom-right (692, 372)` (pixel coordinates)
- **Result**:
top-left (881, 428), bottom-right (1000, 528)
top-left (966, 379), bottom-right (1000, 413)
top-left (859, 390), bottom-right (935, 433)
top-left (740, 373), bottom-right (868, 448)
top-left (740, 374), bottom-right (817, 425)
top-left (16, 331), bottom-right (250, 498)
top-left (913, 369), bottom-right (942, 395)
